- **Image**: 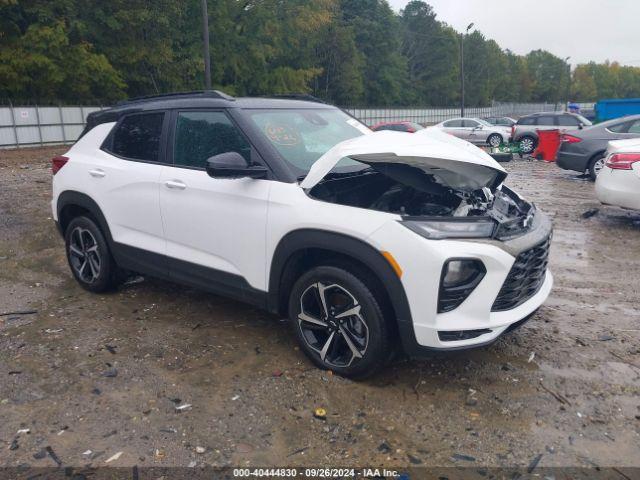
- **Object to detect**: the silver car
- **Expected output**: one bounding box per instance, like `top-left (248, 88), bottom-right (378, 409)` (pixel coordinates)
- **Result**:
top-left (435, 117), bottom-right (510, 147)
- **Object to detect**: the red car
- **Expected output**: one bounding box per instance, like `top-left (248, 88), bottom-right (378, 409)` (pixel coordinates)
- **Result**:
top-left (371, 121), bottom-right (424, 133)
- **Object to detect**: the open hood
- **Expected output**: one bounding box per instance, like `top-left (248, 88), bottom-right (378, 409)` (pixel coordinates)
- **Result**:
top-left (300, 128), bottom-right (507, 192)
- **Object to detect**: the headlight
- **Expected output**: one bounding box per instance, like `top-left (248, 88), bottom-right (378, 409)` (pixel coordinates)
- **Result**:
top-left (402, 219), bottom-right (495, 240)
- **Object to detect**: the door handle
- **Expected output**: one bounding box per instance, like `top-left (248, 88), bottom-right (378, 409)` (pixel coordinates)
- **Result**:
top-left (164, 180), bottom-right (186, 190)
top-left (89, 169), bottom-right (106, 178)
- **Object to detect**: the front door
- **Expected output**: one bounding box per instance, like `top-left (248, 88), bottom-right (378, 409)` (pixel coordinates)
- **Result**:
top-left (159, 110), bottom-right (271, 301)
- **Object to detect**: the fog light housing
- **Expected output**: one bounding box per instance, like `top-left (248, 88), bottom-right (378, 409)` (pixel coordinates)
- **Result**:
top-left (438, 259), bottom-right (486, 313)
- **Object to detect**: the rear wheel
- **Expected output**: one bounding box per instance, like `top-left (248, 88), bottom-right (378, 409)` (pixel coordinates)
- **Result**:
top-left (519, 136), bottom-right (536, 154)
top-left (588, 154), bottom-right (605, 181)
top-left (65, 216), bottom-right (119, 292)
top-left (487, 133), bottom-right (502, 148)
top-left (288, 266), bottom-right (390, 378)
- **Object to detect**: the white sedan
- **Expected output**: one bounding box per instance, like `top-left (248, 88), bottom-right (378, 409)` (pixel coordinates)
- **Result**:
top-left (595, 138), bottom-right (640, 211)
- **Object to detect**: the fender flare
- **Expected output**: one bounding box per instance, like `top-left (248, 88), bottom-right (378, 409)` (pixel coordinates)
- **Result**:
top-left (267, 229), bottom-right (420, 353)
top-left (56, 191), bottom-right (113, 244)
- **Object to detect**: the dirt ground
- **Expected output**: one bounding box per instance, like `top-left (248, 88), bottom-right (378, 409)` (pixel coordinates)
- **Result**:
top-left (0, 146), bottom-right (639, 473)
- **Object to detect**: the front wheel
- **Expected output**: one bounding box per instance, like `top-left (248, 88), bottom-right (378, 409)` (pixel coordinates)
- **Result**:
top-left (288, 266), bottom-right (390, 378)
top-left (487, 133), bottom-right (502, 148)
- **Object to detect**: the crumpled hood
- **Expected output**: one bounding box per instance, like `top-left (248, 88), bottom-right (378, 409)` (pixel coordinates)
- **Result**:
top-left (299, 127), bottom-right (507, 192)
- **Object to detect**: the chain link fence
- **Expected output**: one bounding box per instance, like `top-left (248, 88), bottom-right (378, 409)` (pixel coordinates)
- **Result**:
top-left (1, 101), bottom-right (593, 149)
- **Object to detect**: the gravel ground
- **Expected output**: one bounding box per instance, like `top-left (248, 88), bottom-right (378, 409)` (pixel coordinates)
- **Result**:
top-left (0, 146), bottom-right (639, 472)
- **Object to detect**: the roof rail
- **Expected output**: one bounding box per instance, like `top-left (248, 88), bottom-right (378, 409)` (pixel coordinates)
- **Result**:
top-left (264, 93), bottom-right (326, 104)
top-left (116, 90), bottom-right (234, 106)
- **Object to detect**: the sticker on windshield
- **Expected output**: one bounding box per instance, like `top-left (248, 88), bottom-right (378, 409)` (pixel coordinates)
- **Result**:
top-left (265, 124), bottom-right (301, 146)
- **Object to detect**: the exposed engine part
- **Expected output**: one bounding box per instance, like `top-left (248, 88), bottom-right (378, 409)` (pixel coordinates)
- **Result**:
top-left (309, 169), bottom-right (534, 239)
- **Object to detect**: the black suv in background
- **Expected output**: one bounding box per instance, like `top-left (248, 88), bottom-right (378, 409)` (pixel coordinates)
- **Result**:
top-left (512, 112), bottom-right (592, 154)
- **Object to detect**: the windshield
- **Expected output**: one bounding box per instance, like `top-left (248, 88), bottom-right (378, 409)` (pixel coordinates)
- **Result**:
top-left (246, 108), bottom-right (370, 175)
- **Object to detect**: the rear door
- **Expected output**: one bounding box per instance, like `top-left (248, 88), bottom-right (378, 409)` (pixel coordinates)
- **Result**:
top-left (97, 111), bottom-right (168, 273)
top-left (441, 119), bottom-right (465, 139)
top-left (159, 109), bottom-right (271, 298)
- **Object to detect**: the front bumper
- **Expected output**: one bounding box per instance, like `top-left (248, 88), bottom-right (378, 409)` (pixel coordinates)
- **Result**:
top-left (367, 211), bottom-right (553, 355)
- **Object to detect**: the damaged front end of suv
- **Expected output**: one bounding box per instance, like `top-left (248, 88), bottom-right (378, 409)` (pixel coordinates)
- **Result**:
top-left (299, 127), bottom-right (553, 352)
top-left (301, 128), bottom-right (538, 242)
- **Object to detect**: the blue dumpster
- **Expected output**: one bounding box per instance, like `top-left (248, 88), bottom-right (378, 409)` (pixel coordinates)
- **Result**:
top-left (595, 98), bottom-right (640, 122)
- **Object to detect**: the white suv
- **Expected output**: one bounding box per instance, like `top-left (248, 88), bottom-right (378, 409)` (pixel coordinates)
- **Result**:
top-left (51, 91), bottom-right (553, 377)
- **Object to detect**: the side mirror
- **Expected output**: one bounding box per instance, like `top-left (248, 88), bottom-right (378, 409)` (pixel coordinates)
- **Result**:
top-left (578, 122), bottom-right (584, 130)
top-left (205, 152), bottom-right (268, 179)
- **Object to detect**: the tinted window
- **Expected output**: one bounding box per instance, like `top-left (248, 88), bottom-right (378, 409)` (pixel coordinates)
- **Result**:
top-left (559, 114), bottom-right (580, 126)
top-left (111, 112), bottom-right (165, 162)
top-left (173, 111), bottom-right (251, 168)
top-left (537, 116), bottom-right (556, 126)
top-left (462, 120), bottom-right (479, 128)
top-left (517, 117), bottom-right (536, 125)
top-left (607, 121), bottom-right (629, 133)
top-left (443, 120), bottom-right (463, 127)
top-left (628, 120), bottom-right (640, 134)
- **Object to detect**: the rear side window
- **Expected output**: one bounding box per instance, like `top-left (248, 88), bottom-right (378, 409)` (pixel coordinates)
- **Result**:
top-left (443, 120), bottom-right (463, 127)
top-left (517, 117), bottom-right (535, 125)
top-left (607, 121), bottom-right (629, 133)
top-left (559, 115), bottom-right (580, 126)
top-left (628, 120), bottom-right (640, 134)
top-left (173, 111), bottom-right (251, 168)
top-left (462, 120), bottom-right (479, 128)
top-left (537, 116), bottom-right (556, 126)
top-left (110, 112), bottom-right (165, 162)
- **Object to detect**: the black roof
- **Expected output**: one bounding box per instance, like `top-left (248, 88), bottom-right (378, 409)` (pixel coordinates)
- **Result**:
top-left (83, 90), bottom-right (334, 133)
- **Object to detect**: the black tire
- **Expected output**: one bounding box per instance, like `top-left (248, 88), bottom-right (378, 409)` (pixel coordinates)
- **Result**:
top-left (64, 216), bottom-right (119, 293)
top-left (588, 154), bottom-right (606, 181)
top-left (487, 133), bottom-right (502, 148)
top-left (288, 265), bottom-right (390, 378)
top-left (519, 135), bottom-right (536, 154)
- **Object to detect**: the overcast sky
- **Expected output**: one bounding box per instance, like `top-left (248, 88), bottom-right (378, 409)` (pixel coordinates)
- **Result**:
top-left (388, 0), bottom-right (639, 67)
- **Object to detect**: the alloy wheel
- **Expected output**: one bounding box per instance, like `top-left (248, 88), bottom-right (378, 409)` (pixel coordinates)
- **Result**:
top-left (593, 157), bottom-right (605, 176)
top-left (68, 227), bottom-right (101, 283)
top-left (297, 282), bottom-right (369, 367)
top-left (489, 135), bottom-right (502, 147)
top-left (520, 137), bottom-right (534, 153)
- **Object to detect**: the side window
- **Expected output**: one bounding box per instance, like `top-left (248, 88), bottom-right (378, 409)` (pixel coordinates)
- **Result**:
top-left (537, 116), bottom-right (556, 126)
top-left (173, 111), bottom-right (251, 168)
top-left (627, 120), bottom-right (640, 134)
top-left (444, 120), bottom-right (462, 127)
top-left (560, 115), bottom-right (580, 126)
top-left (463, 120), bottom-right (479, 128)
top-left (518, 117), bottom-right (535, 126)
top-left (607, 121), bottom-right (629, 133)
top-left (110, 112), bottom-right (165, 162)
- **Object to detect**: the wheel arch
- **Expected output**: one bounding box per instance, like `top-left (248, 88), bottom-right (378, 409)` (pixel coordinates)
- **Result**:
top-left (268, 229), bottom-right (416, 351)
top-left (57, 191), bottom-right (113, 244)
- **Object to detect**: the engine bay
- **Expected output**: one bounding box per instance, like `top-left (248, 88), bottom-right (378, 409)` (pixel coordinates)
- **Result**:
top-left (308, 168), bottom-right (534, 239)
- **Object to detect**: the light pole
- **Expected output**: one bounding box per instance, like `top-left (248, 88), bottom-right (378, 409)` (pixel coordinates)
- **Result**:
top-left (202, 0), bottom-right (212, 90)
top-left (460, 22), bottom-right (474, 117)
top-left (564, 56), bottom-right (571, 110)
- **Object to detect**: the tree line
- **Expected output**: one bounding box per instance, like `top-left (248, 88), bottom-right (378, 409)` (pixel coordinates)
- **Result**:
top-left (1, 0), bottom-right (639, 106)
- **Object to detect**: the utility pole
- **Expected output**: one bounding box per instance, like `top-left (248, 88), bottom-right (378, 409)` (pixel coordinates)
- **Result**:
top-left (202, 0), bottom-right (212, 90)
top-left (564, 56), bottom-right (571, 110)
top-left (460, 22), bottom-right (474, 117)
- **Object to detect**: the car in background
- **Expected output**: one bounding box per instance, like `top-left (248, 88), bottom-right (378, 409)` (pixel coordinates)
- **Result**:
top-left (595, 138), bottom-right (640, 211)
top-left (483, 116), bottom-right (516, 127)
top-left (371, 121), bottom-right (424, 133)
top-left (434, 117), bottom-right (510, 147)
top-left (557, 114), bottom-right (640, 180)
top-left (512, 112), bottom-right (592, 155)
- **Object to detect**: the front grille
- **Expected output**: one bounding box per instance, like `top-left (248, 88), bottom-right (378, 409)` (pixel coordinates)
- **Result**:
top-left (492, 236), bottom-right (551, 311)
